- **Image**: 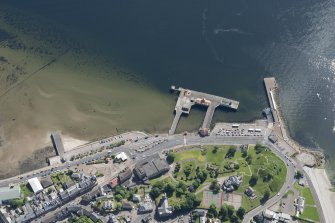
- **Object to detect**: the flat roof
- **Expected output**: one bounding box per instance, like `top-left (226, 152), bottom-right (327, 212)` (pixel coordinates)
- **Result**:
top-left (28, 177), bottom-right (43, 193)
top-left (0, 185), bottom-right (21, 201)
top-left (116, 152), bottom-right (128, 161)
top-left (51, 133), bottom-right (65, 157)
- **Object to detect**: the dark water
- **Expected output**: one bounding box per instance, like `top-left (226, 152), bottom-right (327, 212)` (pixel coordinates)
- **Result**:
top-left (3, 0), bottom-right (335, 182)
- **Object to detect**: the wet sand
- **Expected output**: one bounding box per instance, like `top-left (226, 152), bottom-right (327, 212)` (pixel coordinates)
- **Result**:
top-left (0, 5), bottom-right (209, 179)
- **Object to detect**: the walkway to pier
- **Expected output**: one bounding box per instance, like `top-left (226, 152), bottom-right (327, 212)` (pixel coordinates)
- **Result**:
top-left (169, 86), bottom-right (239, 135)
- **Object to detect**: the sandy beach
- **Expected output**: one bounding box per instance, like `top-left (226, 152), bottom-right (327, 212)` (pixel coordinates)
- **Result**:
top-left (304, 167), bottom-right (335, 223)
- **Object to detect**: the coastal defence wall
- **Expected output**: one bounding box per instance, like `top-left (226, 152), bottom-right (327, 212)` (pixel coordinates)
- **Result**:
top-left (263, 77), bottom-right (324, 167)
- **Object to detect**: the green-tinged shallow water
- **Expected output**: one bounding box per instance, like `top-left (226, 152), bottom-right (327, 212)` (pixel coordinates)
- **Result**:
top-left (0, 0), bottom-right (335, 183)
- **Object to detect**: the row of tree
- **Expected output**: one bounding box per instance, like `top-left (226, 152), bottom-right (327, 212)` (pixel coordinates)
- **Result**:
top-left (207, 204), bottom-right (246, 223)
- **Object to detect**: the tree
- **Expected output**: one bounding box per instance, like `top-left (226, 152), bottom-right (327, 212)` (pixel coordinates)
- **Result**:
top-left (47, 187), bottom-right (54, 194)
top-left (241, 149), bottom-right (248, 158)
top-left (9, 198), bottom-right (25, 208)
top-left (213, 146), bottom-right (219, 153)
top-left (246, 155), bottom-right (253, 165)
top-left (174, 163), bottom-right (181, 173)
top-left (208, 204), bottom-right (218, 218)
top-left (210, 179), bottom-right (220, 193)
top-left (114, 185), bottom-right (126, 198)
top-left (249, 174), bottom-right (258, 186)
top-left (167, 152), bottom-right (176, 164)
top-left (236, 207), bottom-right (246, 219)
top-left (230, 215), bottom-right (241, 223)
top-left (255, 144), bottom-right (266, 154)
top-left (184, 165), bottom-right (192, 177)
top-left (196, 169), bottom-right (208, 183)
top-left (227, 205), bottom-right (235, 218)
top-left (234, 163), bottom-right (240, 170)
top-left (115, 202), bottom-right (122, 211)
top-left (295, 170), bottom-right (303, 179)
top-left (219, 206), bottom-right (228, 221)
top-left (150, 187), bottom-right (161, 199)
top-left (164, 183), bottom-right (175, 196)
top-left (261, 190), bottom-right (270, 204)
top-left (114, 194), bottom-right (123, 202)
top-left (226, 146), bottom-right (237, 158)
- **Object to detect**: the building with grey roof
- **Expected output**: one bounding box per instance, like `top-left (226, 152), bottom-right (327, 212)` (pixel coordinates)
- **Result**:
top-left (0, 185), bottom-right (21, 204)
top-left (157, 194), bottom-right (173, 217)
top-left (296, 196), bottom-right (305, 215)
top-left (118, 167), bottom-right (133, 183)
top-left (51, 133), bottom-right (65, 157)
top-left (134, 155), bottom-right (170, 180)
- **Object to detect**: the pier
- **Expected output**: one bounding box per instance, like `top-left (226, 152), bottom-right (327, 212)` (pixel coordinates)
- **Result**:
top-left (169, 86), bottom-right (239, 135)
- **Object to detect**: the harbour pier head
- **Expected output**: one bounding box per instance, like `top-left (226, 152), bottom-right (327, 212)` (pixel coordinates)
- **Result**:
top-left (169, 86), bottom-right (239, 135)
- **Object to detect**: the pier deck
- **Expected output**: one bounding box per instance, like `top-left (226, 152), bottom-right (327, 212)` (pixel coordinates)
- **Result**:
top-left (169, 86), bottom-right (239, 135)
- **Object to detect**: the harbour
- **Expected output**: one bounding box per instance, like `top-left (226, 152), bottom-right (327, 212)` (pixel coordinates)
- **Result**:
top-left (169, 86), bottom-right (239, 135)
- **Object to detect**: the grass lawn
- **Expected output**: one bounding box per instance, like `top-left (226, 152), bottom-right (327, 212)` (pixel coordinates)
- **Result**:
top-left (294, 182), bottom-right (315, 205)
top-left (149, 175), bottom-right (172, 185)
top-left (20, 183), bottom-right (33, 198)
top-left (175, 149), bottom-right (206, 165)
top-left (300, 206), bottom-right (320, 222)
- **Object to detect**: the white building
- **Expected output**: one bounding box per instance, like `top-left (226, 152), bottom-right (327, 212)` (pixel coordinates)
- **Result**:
top-left (115, 152), bottom-right (128, 162)
top-left (28, 177), bottom-right (43, 194)
top-left (296, 197), bottom-right (305, 215)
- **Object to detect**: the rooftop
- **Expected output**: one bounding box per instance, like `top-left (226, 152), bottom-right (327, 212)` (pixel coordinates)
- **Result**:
top-left (28, 177), bottom-right (43, 194)
top-left (0, 185), bottom-right (21, 202)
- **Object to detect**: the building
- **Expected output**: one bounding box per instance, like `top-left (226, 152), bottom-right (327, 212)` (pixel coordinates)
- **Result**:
top-left (50, 133), bottom-right (65, 158)
top-left (138, 194), bottom-right (153, 214)
top-left (0, 185), bottom-right (21, 204)
top-left (134, 155), bottom-right (170, 180)
top-left (268, 135), bottom-right (278, 144)
top-left (40, 176), bottom-right (54, 189)
top-left (110, 177), bottom-right (119, 188)
top-left (263, 209), bottom-right (292, 223)
top-left (109, 214), bottom-right (119, 223)
top-left (298, 178), bottom-right (306, 187)
top-left (245, 187), bottom-right (256, 199)
top-left (133, 194), bottom-right (141, 202)
top-left (104, 200), bottom-right (113, 210)
top-left (28, 177), bottom-right (43, 194)
top-left (199, 128), bottom-right (210, 137)
top-left (157, 194), bottom-right (173, 217)
top-left (122, 201), bottom-right (132, 210)
top-left (222, 175), bottom-right (242, 192)
top-left (118, 167), bottom-right (132, 184)
top-left (115, 152), bottom-right (128, 162)
top-left (296, 197), bottom-right (305, 215)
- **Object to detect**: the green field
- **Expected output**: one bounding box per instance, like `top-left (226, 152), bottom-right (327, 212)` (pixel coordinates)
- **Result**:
top-left (300, 206), bottom-right (320, 222)
top-left (20, 183), bottom-right (33, 198)
top-left (294, 182), bottom-right (315, 205)
top-left (173, 145), bottom-right (287, 212)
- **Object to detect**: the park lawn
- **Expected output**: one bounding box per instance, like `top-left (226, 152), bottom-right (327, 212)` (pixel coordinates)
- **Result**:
top-left (300, 206), bottom-right (320, 222)
top-left (294, 182), bottom-right (315, 205)
top-left (205, 145), bottom-right (230, 164)
top-left (150, 175), bottom-right (172, 185)
top-left (20, 184), bottom-right (33, 198)
top-left (168, 145), bottom-right (287, 212)
top-left (175, 149), bottom-right (206, 165)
